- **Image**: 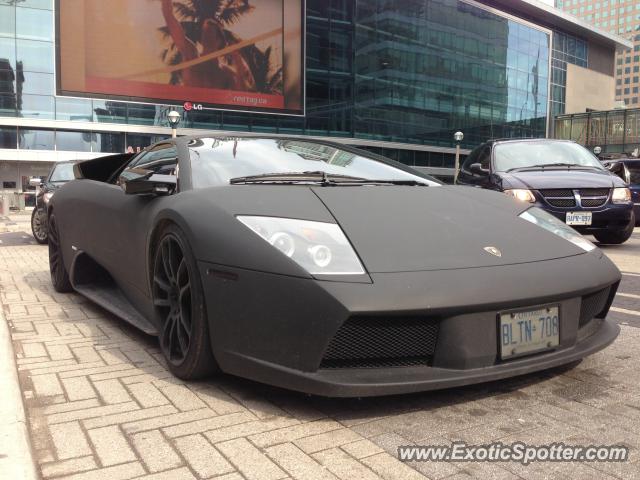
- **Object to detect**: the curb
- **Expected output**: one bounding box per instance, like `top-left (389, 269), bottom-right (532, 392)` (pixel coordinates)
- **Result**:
top-left (0, 310), bottom-right (40, 480)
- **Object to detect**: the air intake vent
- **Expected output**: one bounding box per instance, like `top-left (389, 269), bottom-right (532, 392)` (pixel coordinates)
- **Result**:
top-left (579, 287), bottom-right (611, 327)
top-left (320, 316), bottom-right (439, 369)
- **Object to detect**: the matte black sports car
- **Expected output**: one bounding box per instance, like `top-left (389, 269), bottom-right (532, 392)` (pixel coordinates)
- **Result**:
top-left (48, 135), bottom-right (621, 397)
top-left (456, 139), bottom-right (635, 244)
top-left (30, 161), bottom-right (76, 244)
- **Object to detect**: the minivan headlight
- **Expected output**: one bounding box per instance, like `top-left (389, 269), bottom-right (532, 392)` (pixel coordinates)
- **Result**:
top-left (612, 187), bottom-right (631, 204)
top-left (237, 216), bottom-right (365, 275)
top-left (519, 208), bottom-right (596, 252)
top-left (505, 189), bottom-right (535, 203)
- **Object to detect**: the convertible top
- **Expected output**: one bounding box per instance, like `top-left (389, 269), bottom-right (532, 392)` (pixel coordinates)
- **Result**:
top-left (74, 153), bottom-right (136, 183)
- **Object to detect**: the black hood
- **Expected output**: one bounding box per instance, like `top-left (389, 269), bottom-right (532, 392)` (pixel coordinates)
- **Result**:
top-left (312, 186), bottom-right (586, 273)
top-left (500, 168), bottom-right (624, 190)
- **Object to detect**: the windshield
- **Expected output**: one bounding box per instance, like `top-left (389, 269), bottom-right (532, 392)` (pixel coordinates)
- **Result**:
top-left (49, 163), bottom-right (75, 182)
top-left (188, 138), bottom-right (440, 188)
top-left (494, 142), bottom-right (605, 172)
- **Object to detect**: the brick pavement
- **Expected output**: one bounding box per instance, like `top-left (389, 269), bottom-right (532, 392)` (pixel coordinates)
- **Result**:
top-left (1, 213), bottom-right (640, 480)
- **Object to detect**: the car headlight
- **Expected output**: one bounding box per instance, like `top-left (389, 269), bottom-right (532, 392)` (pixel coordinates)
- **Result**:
top-left (519, 208), bottom-right (595, 252)
top-left (612, 187), bottom-right (631, 204)
top-left (237, 216), bottom-right (365, 275)
top-left (504, 189), bottom-right (535, 203)
top-left (43, 192), bottom-right (54, 204)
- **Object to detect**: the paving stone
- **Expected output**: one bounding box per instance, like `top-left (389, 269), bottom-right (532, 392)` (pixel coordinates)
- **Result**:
top-left (49, 421), bottom-right (92, 460)
top-left (40, 456), bottom-right (98, 478)
top-left (122, 407), bottom-right (217, 434)
top-left (312, 448), bottom-right (380, 480)
top-left (93, 379), bottom-right (133, 404)
top-left (217, 437), bottom-right (287, 480)
top-left (294, 428), bottom-right (363, 454)
top-left (266, 443), bottom-right (340, 480)
top-left (31, 373), bottom-right (64, 397)
top-left (88, 425), bottom-right (137, 466)
top-left (127, 382), bottom-right (169, 408)
top-left (83, 404), bottom-right (178, 430)
top-left (174, 434), bottom-right (235, 478)
top-left (163, 411), bottom-right (254, 438)
top-left (61, 376), bottom-right (97, 401)
top-left (157, 384), bottom-right (208, 411)
top-left (134, 467), bottom-right (197, 480)
top-left (205, 417), bottom-right (300, 445)
top-left (54, 461), bottom-right (145, 480)
top-left (48, 402), bottom-right (139, 424)
top-left (131, 429), bottom-right (182, 472)
top-left (340, 439), bottom-right (385, 459)
top-left (249, 419), bottom-right (342, 448)
top-left (361, 452), bottom-right (428, 480)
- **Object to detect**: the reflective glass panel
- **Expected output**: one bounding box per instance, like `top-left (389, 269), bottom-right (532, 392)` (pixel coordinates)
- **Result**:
top-left (18, 128), bottom-right (54, 149)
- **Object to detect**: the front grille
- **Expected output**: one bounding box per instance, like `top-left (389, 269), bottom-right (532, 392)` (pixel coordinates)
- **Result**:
top-left (539, 189), bottom-right (576, 208)
top-left (581, 198), bottom-right (607, 208)
top-left (540, 189), bottom-right (574, 198)
top-left (546, 198), bottom-right (576, 208)
top-left (579, 287), bottom-right (611, 327)
top-left (579, 188), bottom-right (610, 197)
top-left (320, 316), bottom-right (439, 369)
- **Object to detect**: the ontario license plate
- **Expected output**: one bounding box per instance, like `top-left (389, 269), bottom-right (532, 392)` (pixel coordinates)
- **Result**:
top-left (499, 306), bottom-right (560, 359)
top-left (566, 211), bottom-right (592, 225)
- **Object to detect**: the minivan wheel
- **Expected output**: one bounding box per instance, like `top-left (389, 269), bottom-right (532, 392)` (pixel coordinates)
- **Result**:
top-left (31, 208), bottom-right (48, 244)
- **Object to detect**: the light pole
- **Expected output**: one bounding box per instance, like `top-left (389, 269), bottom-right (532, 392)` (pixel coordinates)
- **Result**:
top-left (167, 110), bottom-right (181, 138)
top-left (593, 146), bottom-right (602, 158)
top-left (453, 131), bottom-right (464, 183)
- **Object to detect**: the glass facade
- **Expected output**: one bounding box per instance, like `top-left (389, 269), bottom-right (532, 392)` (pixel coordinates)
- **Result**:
top-left (0, 0), bottom-right (579, 165)
top-left (555, 108), bottom-right (640, 154)
top-left (550, 31), bottom-right (588, 117)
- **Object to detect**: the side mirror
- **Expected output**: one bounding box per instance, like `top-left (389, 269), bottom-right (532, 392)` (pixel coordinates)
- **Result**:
top-left (469, 163), bottom-right (489, 176)
top-left (120, 168), bottom-right (177, 195)
top-left (29, 177), bottom-right (42, 188)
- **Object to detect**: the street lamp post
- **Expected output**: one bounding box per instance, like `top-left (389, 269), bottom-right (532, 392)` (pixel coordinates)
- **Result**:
top-left (167, 110), bottom-right (181, 138)
top-left (593, 146), bottom-right (602, 158)
top-left (453, 131), bottom-right (464, 183)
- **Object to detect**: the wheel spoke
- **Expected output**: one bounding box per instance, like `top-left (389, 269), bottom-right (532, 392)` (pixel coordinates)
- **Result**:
top-left (162, 241), bottom-right (175, 282)
top-left (153, 297), bottom-right (170, 307)
top-left (162, 312), bottom-right (177, 356)
top-left (179, 283), bottom-right (190, 304)
top-left (153, 275), bottom-right (171, 293)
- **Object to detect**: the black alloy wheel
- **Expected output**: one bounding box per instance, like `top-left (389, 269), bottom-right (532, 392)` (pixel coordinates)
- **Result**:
top-left (48, 214), bottom-right (72, 292)
top-left (31, 208), bottom-right (48, 244)
top-left (152, 225), bottom-right (218, 378)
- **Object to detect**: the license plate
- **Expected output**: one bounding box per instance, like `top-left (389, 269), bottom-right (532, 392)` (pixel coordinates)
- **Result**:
top-left (499, 306), bottom-right (560, 359)
top-left (566, 211), bottom-right (592, 225)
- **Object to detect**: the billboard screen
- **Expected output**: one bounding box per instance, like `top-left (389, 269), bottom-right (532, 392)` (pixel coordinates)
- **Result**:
top-left (56, 0), bottom-right (304, 115)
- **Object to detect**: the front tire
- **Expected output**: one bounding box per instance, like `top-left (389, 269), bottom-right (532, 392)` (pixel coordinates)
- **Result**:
top-left (48, 214), bottom-right (72, 292)
top-left (152, 224), bottom-right (218, 379)
top-left (593, 212), bottom-right (635, 245)
top-left (31, 208), bottom-right (48, 244)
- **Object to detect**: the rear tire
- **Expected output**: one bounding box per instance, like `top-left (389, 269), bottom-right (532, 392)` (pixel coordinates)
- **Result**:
top-left (152, 224), bottom-right (219, 379)
top-left (31, 208), bottom-right (48, 244)
top-left (48, 214), bottom-right (72, 293)
top-left (593, 212), bottom-right (635, 245)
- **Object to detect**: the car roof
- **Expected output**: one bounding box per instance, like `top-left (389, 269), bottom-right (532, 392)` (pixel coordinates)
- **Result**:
top-left (604, 157), bottom-right (640, 164)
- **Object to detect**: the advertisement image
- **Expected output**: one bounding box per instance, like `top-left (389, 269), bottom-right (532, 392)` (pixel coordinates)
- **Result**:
top-left (57, 0), bottom-right (304, 114)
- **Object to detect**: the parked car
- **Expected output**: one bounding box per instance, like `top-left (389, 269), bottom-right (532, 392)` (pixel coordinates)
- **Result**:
top-left (601, 157), bottom-right (640, 226)
top-left (456, 139), bottom-right (635, 244)
top-left (30, 161), bottom-right (76, 244)
top-left (47, 135), bottom-right (620, 397)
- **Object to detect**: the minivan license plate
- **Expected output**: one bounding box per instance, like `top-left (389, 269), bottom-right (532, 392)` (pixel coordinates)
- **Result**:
top-left (566, 212), bottom-right (592, 225)
top-left (499, 306), bottom-right (559, 359)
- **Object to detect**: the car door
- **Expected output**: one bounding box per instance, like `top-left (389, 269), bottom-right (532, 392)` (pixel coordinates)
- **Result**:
top-left (90, 143), bottom-right (180, 299)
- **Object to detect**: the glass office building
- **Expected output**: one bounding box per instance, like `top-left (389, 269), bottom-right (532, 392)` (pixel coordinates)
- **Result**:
top-left (0, 0), bottom-right (628, 196)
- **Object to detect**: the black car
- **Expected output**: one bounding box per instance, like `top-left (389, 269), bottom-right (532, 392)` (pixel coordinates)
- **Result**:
top-left (47, 135), bottom-right (620, 397)
top-left (457, 139), bottom-right (635, 244)
top-left (601, 157), bottom-right (640, 225)
top-left (30, 161), bottom-right (76, 244)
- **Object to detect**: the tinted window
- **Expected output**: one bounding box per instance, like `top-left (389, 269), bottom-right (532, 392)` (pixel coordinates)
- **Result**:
top-left (188, 138), bottom-right (440, 188)
top-left (494, 142), bottom-right (605, 172)
top-left (129, 144), bottom-right (178, 176)
top-left (627, 164), bottom-right (640, 184)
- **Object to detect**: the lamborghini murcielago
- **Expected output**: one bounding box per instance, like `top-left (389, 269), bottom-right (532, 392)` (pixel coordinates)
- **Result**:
top-left (47, 135), bottom-right (621, 397)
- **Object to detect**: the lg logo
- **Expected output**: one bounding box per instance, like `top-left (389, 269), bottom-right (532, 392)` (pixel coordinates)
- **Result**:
top-left (183, 102), bottom-right (203, 111)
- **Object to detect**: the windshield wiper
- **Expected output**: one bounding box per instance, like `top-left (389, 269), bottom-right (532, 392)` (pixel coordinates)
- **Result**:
top-left (229, 171), bottom-right (429, 186)
top-left (506, 163), bottom-right (599, 173)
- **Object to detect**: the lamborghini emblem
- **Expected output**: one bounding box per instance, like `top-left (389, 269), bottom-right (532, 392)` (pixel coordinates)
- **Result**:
top-left (484, 246), bottom-right (502, 257)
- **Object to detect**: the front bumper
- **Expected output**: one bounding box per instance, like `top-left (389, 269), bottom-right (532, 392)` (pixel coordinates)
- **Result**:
top-left (537, 202), bottom-right (633, 234)
top-left (199, 251), bottom-right (621, 397)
